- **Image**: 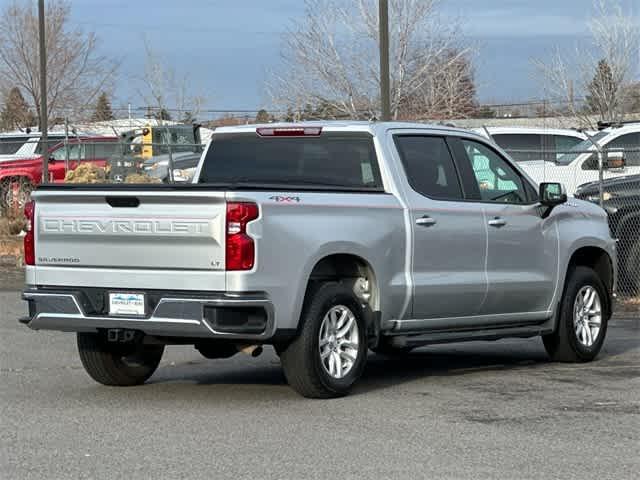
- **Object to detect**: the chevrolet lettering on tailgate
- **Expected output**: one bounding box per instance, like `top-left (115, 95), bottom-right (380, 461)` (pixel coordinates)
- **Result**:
top-left (41, 218), bottom-right (212, 236)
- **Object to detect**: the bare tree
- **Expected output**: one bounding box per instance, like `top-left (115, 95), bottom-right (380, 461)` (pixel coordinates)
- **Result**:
top-left (404, 49), bottom-right (478, 119)
top-left (268, 0), bottom-right (475, 120)
top-left (535, 0), bottom-right (639, 127)
top-left (0, 0), bottom-right (117, 127)
top-left (138, 40), bottom-right (206, 124)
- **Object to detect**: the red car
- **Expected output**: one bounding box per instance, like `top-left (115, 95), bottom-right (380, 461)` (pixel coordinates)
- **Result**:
top-left (0, 136), bottom-right (118, 212)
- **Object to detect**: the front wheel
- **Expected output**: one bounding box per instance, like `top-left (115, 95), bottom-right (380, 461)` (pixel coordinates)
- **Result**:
top-left (77, 333), bottom-right (164, 386)
top-left (543, 266), bottom-right (608, 362)
top-left (280, 282), bottom-right (368, 398)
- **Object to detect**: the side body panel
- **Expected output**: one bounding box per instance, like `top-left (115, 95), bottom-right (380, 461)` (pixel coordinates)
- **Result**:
top-left (225, 191), bottom-right (408, 330)
top-left (481, 203), bottom-right (558, 316)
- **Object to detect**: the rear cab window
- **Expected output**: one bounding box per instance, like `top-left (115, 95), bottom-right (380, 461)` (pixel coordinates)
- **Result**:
top-left (199, 131), bottom-right (383, 191)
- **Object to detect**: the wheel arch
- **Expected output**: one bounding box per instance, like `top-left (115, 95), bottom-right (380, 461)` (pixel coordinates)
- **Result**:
top-left (0, 172), bottom-right (38, 185)
top-left (300, 252), bottom-right (381, 347)
top-left (565, 246), bottom-right (614, 318)
top-left (307, 253), bottom-right (378, 304)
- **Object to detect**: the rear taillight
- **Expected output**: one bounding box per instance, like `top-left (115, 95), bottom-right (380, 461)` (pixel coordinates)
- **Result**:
top-left (24, 200), bottom-right (35, 266)
top-left (226, 202), bottom-right (259, 271)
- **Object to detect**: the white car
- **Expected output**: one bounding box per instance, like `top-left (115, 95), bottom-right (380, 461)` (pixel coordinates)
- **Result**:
top-left (0, 131), bottom-right (71, 163)
top-left (474, 127), bottom-right (587, 163)
top-left (515, 124), bottom-right (640, 195)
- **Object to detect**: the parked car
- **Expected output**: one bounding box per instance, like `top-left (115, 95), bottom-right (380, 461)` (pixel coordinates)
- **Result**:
top-left (0, 131), bottom-right (74, 163)
top-left (474, 127), bottom-right (587, 162)
top-left (514, 123), bottom-right (640, 195)
top-left (0, 136), bottom-right (118, 212)
top-left (21, 122), bottom-right (616, 398)
top-left (575, 174), bottom-right (640, 294)
top-left (142, 151), bottom-right (201, 183)
top-left (109, 125), bottom-right (202, 182)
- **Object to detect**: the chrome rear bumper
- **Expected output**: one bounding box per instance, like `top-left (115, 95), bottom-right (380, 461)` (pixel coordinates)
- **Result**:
top-left (22, 288), bottom-right (275, 341)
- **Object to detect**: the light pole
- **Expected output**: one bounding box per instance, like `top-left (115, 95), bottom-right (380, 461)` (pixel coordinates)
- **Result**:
top-left (379, 0), bottom-right (391, 121)
top-left (38, 0), bottom-right (49, 183)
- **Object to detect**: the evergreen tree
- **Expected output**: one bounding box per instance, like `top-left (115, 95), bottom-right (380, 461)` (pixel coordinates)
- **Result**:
top-left (0, 87), bottom-right (35, 130)
top-left (585, 59), bottom-right (619, 120)
top-left (91, 92), bottom-right (114, 122)
top-left (255, 109), bottom-right (270, 123)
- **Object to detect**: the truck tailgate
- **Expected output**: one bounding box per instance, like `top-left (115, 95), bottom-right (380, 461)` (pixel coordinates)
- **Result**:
top-left (31, 188), bottom-right (226, 289)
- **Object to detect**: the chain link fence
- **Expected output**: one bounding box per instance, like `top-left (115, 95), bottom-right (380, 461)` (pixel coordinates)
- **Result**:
top-left (1, 121), bottom-right (639, 300)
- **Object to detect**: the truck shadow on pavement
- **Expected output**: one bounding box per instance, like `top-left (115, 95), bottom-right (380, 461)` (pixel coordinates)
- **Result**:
top-left (146, 321), bottom-right (638, 398)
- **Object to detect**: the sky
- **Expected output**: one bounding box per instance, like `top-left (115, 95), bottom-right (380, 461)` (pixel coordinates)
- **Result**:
top-left (6, 0), bottom-right (639, 113)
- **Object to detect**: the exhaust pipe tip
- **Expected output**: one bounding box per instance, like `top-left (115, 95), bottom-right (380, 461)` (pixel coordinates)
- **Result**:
top-left (237, 344), bottom-right (263, 358)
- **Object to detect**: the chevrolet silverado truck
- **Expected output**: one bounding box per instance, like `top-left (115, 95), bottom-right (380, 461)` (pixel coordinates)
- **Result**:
top-left (21, 122), bottom-right (617, 398)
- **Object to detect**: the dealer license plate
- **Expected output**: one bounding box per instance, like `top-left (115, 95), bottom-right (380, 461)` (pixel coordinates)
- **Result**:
top-left (109, 292), bottom-right (146, 316)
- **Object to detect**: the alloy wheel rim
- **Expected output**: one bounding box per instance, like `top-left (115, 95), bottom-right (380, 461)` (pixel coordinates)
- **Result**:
top-left (318, 305), bottom-right (359, 379)
top-left (573, 285), bottom-right (602, 348)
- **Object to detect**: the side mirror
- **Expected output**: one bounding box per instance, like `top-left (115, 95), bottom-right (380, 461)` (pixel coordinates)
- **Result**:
top-left (605, 151), bottom-right (625, 170)
top-left (539, 182), bottom-right (567, 207)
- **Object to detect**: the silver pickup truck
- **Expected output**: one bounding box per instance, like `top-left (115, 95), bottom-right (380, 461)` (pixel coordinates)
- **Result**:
top-left (21, 122), bottom-right (617, 398)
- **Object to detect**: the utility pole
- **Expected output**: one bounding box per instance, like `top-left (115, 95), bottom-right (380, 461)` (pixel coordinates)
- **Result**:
top-left (379, 0), bottom-right (391, 121)
top-left (38, 0), bottom-right (49, 184)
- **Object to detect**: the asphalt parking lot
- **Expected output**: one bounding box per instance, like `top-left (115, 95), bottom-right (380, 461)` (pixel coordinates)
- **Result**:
top-left (1, 270), bottom-right (638, 480)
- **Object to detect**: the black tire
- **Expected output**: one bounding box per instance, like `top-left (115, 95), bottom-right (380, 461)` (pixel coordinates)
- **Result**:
top-left (280, 282), bottom-right (368, 398)
top-left (543, 266), bottom-right (609, 362)
top-left (371, 338), bottom-right (413, 357)
top-left (77, 333), bottom-right (164, 386)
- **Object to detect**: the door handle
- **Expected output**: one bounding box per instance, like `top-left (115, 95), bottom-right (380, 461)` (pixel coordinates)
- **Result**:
top-left (488, 217), bottom-right (507, 228)
top-left (416, 216), bottom-right (437, 227)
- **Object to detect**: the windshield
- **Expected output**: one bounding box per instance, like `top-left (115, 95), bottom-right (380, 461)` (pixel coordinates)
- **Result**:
top-left (556, 131), bottom-right (609, 165)
top-left (199, 132), bottom-right (383, 190)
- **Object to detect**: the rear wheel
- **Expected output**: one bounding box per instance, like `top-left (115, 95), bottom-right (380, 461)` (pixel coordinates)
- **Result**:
top-left (543, 266), bottom-right (608, 362)
top-left (280, 282), bottom-right (368, 398)
top-left (77, 332), bottom-right (164, 386)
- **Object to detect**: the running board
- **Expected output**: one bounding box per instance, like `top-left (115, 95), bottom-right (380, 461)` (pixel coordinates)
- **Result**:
top-left (387, 323), bottom-right (554, 348)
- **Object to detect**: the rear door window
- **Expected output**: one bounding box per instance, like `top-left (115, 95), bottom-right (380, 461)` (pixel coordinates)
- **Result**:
top-left (394, 135), bottom-right (463, 200)
top-left (491, 134), bottom-right (542, 162)
top-left (199, 132), bottom-right (383, 190)
top-left (554, 135), bottom-right (583, 153)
